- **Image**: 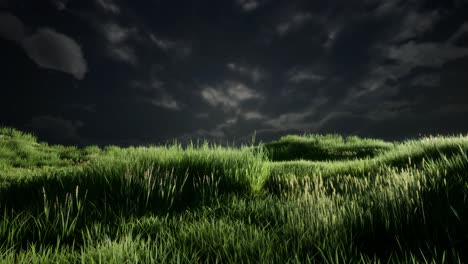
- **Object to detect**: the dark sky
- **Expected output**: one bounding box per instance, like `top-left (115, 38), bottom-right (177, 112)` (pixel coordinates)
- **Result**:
top-left (1, 0), bottom-right (467, 146)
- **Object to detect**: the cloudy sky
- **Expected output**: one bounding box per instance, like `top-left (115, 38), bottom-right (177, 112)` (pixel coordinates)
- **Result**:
top-left (1, 0), bottom-right (467, 146)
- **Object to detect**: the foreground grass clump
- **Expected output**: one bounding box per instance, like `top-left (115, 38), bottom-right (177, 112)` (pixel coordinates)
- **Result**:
top-left (1, 127), bottom-right (468, 263)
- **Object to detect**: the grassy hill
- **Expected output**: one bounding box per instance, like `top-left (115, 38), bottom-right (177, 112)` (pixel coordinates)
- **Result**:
top-left (1, 127), bottom-right (468, 263)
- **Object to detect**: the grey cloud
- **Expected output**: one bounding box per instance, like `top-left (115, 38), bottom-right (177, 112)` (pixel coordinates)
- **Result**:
top-left (226, 63), bottom-right (266, 83)
top-left (410, 74), bottom-right (440, 87)
top-left (1, 13), bottom-right (87, 79)
top-left (387, 41), bottom-right (468, 68)
top-left (52, 0), bottom-right (68, 11)
top-left (448, 22), bottom-right (468, 44)
top-left (0, 13), bottom-right (26, 42)
top-left (22, 28), bottom-right (87, 80)
top-left (344, 21), bottom-right (468, 104)
top-left (131, 79), bottom-right (183, 111)
top-left (149, 34), bottom-right (192, 58)
top-left (104, 22), bottom-right (136, 44)
top-left (201, 81), bottom-right (262, 111)
top-left (264, 97), bottom-right (328, 130)
top-left (287, 67), bottom-right (325, 83)
top-left (265, 111), bottom-right (312, 130)
top-left (196, 81), bottom-right (266, 139)
top-left (393, 10), bottom-right (440, 43)
top-left (109, 45), bottom-right (138, 65)
top-left (243, 111), bottom-right (265, 120)
top-left (236, 0), bottom-right (263, 12)
top-left (96, 0), bottom-right (120, 14)
top-left (276, 12), bottom-right (313, 36)
top-left (102, 22), bottom-right (139, 65)
top-left (343, 65), bottom-right (399, 102)
top-left (143, 97), bottom-right (181, 111)
top-left (365, 101), bottom-right (413, 121)
top-left (323, 26), bottom-right (341, 50)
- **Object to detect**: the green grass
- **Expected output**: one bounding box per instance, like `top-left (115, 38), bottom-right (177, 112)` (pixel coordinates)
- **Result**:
top-left (1, 127), bottom-right (468, 263)
top-left (263, 134), bottom-right (395, 161)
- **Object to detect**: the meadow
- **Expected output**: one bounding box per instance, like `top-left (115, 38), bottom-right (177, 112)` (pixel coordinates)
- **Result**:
top-left (0, 127), bottom-right (467, 263)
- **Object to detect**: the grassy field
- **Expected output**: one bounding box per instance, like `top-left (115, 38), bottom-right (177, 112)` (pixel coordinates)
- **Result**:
top-left (1, 127), bottom-right (467, 263)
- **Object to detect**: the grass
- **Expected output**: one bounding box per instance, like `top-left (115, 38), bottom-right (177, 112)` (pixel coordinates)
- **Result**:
top-left (0, 127), bottom-right (468, 263)
top-left (263, 134), bottom-right (395, 161)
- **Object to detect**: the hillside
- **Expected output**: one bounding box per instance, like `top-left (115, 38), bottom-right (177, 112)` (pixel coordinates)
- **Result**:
top-left (1, 127), bottom-right (468, 263)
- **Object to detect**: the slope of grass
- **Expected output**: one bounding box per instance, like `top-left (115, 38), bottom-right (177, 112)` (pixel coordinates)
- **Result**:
top-left (1, 127), bottom-right (468, 263)
top-left (263, 134), bottom-right (394, 161)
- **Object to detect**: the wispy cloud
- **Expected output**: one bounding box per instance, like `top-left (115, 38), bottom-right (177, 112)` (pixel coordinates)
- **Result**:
top-left (149, 34), bottom-right (192, 58)
top-left (226, 63), bottom-right (267, 83)
top-left (387, 41), bottom-right (468, 68)
top-left (131, 79), bottom-right (182, 111)
top-left (287, 67), bottom-right (325, 83)
top-left (236, 0), bottom-right (263, 12)
top-left (243, 111), bottom-right (265, 120)
top-left (410, 74), bottom-right (440, 87)
top-left (109, 46), bottom-right (138, 65)
top-left (146, 96), bottom-right (181, 111)
top-left (264, 97), bottom-right (328, 130)
top-left (51, 0), bottom-right (69, 11)
top-left (102, 22), bottom-right (139, 65)
top-left (393, 10), bottom-right (440, 43)
top-left (276, 12), bottom-right (313, 36)
top-left (201, 81), bottom-right (262, 111)
top-left (96, 0), bottom-right (120, 14)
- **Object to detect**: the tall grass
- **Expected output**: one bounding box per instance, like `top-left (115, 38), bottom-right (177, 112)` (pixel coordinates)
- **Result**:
top-left (1, 128), bottom-right (467, 263)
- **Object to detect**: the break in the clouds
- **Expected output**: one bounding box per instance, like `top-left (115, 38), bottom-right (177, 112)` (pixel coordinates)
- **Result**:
top-left (0, 12), bottom-right (87, 80)
top-left (1, 0), bottom-right (468, 145)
